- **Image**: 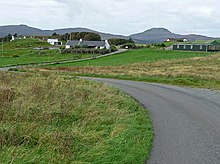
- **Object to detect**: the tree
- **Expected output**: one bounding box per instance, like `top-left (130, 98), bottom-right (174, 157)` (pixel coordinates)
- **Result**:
top-left (128, 37), bottom-right (135, 43)
top-left (83, 33), bottom-right (101, 41)
top-left (13, 33), bottom-right (18, 37)
top-left (6, 34), bottom-right (12, 41)
top-left (52, 32), bottom-right (59, 36)
top-left (121, 43), bottom-right (137, 49)
top-left (108, 38), bottom-right (134, 46)
top-left (60, 33), bottom-right (69, 41)
top-left (69, 32), bottom-right (101, 41)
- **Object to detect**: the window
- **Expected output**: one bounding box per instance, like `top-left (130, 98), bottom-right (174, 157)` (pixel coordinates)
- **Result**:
top-left (177, 45), bottom-right (180, 49)
top-left (200, 45), bottom-right (203, 50)
top-left (191, 45), bottom-right (193, 49)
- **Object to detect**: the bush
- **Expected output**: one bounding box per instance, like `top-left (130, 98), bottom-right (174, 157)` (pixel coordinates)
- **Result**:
top-left (69, 32), bottom-right (101, 41)
top-left (108, 38), bottom-right (135, 46)
top-left (121, 43), bottom-right (137, 49)
top-left (12, 55), bottom-right (19, 58)
top-left (8, 68), bottom-right (19, 71)
top-left (59, 45), bottom-right (66, 50)
top-left (110, 45), bottom-right (117, 52)
top-left (152, 43), bottom-right (166, 47)
top-left (61, 48), bottom-right (110, 55)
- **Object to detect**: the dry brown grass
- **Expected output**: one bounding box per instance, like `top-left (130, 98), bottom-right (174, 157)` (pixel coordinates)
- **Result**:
top-left (42, 53), bottom-right (220, 82)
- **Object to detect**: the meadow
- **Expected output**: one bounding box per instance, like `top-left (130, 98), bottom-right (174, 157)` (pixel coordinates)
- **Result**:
top-left (41, 48), bottom-right (220, 89)
top-left (0, 39), bottom-right (93, 67)
top-left (48, 48), bottom-right (211, 67)
top-left (0, 71), bottom-right (153, 163)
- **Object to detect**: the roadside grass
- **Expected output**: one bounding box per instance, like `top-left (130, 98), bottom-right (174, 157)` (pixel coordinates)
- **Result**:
top-left (38, 53), bottom-right (220, 89)
top-left (0, 38), bottom-right (95, 67)
top-left (0, 72), bottom-right (153, 163)
top-left (47, 48), bottom-right (212, 67)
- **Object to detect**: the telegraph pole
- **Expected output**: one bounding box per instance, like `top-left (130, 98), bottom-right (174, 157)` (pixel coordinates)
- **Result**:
top-left (1, 38), bottom-right (3, 62)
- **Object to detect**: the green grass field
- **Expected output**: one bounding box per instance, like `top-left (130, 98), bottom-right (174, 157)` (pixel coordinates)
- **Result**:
top-left (0, 39), bottom-right (93, 67)
top-left (0, 72), bottom-right (153, 163)
top-left (39, 48), bottom-right (220, 89)
top-left (49, 48), bottom-right (211, 67)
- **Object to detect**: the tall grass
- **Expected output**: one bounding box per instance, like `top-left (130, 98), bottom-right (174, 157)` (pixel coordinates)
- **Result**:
top-left (40, 53), bottom-right (220, 89)
top-left (0, 72), bottom-right (153, 163)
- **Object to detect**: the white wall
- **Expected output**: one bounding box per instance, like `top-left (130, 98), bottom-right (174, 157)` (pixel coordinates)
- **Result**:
top-left (47, 39), bottom-right (59, 45)
top-left (66, 45), bottom-right (71, 49)
top-left (105, 40), bottom-right (111, 50)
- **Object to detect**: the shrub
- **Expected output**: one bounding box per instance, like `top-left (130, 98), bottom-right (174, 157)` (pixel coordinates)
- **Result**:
top-left (8, 68), bottom-right (19, 72)
top-left (61, 48), bottom-right (110, 55)
top-left (109, 38), bottom-right (135, 46)
top-left (110, 45), bottom-right (117, 52)
top-left (121, 43), bottom-right (137, 49)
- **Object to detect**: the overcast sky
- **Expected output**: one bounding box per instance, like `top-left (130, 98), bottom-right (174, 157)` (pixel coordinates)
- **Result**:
top-left (0, 0), bottom-right (220, 37)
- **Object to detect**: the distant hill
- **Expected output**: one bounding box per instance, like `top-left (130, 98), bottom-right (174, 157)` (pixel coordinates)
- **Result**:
top-left (0, 25), bottom-right (217, 43)
top-left (53, 27), bottom-right (128, 40)
top-left (130, 28), bottom-right (215, 43)
top-left (0, 25), bottom-right (51, 36)
top-left (0, 25), bottom-right (127, 40)
top-left (130, 28), bottom-right (177, 43)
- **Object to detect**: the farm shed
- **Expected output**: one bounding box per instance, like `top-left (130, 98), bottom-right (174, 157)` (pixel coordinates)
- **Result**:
top-left (173, 40), bottom-right (220, 52)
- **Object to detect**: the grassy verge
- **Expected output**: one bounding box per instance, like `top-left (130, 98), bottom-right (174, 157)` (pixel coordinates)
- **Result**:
top-left (72, 73), bottom-right (220, 90)
top-left (0, 72), bottom-right (153, 163)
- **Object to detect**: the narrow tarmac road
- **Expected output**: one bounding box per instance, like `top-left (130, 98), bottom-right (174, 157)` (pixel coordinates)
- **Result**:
top-left (83, 77), bottom-right (220, 164)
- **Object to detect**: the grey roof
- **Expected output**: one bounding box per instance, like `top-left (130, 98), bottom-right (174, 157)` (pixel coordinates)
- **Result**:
top-left (66, 40), bottom-right (80, 46)
top-left (66, 40), bottom-right (105, 47)
top-left (80, 41), bottom-right (105, 47)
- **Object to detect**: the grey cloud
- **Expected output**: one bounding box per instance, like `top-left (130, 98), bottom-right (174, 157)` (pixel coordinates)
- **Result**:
top-left (0, 0), bottom-right (220, 36)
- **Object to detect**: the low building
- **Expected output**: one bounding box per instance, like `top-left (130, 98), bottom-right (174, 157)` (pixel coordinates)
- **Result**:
top-left (166, 38), bottom-right (188, 42)
top-left (173, 40), bottom-right (220, 52)
top-left (47, 39), bottom-right (62, 46)
top-left (66, 39), bottom-right (110, 50)
top-left (65, 40), bottom-right (79, 49)
top-left (10, 36), bottom-right (26, 41)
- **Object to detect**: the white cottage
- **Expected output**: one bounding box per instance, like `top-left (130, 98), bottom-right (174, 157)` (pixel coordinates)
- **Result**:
top-left (47, 39), bottom-right (62, 46)
top-left (66, 39), bottom-right (110, 50)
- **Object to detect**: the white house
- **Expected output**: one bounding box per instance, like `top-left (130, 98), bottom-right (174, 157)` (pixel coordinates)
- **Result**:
top-left (166, 38), bottom-right (188, 42)
top-left (11, 36), bottom-right (15, 41)
top-left (47, 39), bottom-right (62, 46)
top-left (66, 39), bottom-right (110, 50)
top-left (183, 39), bottom-right (188, 42)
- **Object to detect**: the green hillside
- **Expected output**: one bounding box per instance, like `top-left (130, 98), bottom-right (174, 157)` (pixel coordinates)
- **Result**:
top-left (0, 39), bottom-right (92, 67)
top-left (2, 38), bottom-right (50, 49)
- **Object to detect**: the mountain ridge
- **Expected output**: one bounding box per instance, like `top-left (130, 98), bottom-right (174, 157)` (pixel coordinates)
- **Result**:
top-left (0, 24), bottom-right (217, 43)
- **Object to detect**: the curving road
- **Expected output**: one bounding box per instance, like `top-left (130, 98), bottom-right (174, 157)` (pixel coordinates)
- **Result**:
top-left (83, 77), bottom-right (220, 164)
